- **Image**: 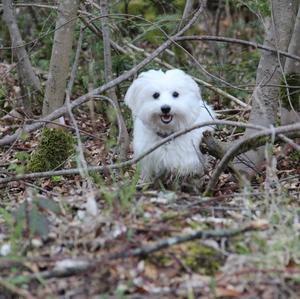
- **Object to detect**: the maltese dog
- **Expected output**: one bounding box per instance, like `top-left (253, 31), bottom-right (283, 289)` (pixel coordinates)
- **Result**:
top-left (125, 69), bottom-right (215, 181)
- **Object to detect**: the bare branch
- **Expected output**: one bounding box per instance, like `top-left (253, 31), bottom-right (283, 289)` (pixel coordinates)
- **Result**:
top-left (178, 0), bottom-right (194, 30)
top-left (205, 122), bottom-right (300, 194)
top-left (175, 35), bottom-right (300, 63)
top-left (0, 3), bottom-right (206, 147)
top-left (126, 41), bottom-right (249, 108)
top-left (80, 14), bottom-right (248, 107)
top-left (0, 120), bottom-right (279, 184)
top-left (112, 221), bottom-right (267, 259)
top-left (279, 134), bottom-right (300, 152)
top-left (7, 221), bottom-right (266, 280)
top-left (65, 27), bottom-right (90, 178)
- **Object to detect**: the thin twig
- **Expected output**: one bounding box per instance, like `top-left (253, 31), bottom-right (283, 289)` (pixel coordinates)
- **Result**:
top-left (99, 0), bottom-right (129, 159)
top-left (175, 35), bottom-right (300, 63)
top-left (178, 0), bottom-right (194, 30)
top-left (279, 134), bottom-right (300, 152)
top-left (126, 42), bottom-right (248, 108)
top-left (66, 26), bottom-right (89, 177)
top-left (81, 13), bottom-right (247, 107)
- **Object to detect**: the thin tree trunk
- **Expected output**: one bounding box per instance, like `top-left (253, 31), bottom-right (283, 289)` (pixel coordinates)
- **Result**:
top-left (42, 0), bottom-right (79, 116)
top-left (99, 0), bottom-right (129, 160)
top-left (284, 4), bottom-right (300, 74)
top-left (3, 0), bottom-right (41, 115)
top-left (281, 3), bottom-right (300, 125)
top-left (236, 0), bottom-right (299, 176)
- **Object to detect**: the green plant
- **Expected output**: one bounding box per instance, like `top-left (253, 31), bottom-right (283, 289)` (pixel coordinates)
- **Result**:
top-left (118, 171), bottom-right (140, 210)
top-left (96, 169), bottom-right (139, 211)
top-left (0, 207), bottom-right (23, 255)
top-left (8, 151), bottom-right (30, 175)
top-left (13, 197), bottom-right (61, 239)
top-left (183, 241), bottom-right (224, 275)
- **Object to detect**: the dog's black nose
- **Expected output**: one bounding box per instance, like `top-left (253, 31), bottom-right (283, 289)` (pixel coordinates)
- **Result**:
top-left (161, 105), bottom-right (171, 114)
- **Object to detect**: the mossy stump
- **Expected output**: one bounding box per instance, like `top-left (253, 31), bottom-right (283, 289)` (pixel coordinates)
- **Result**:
top-left (27, 128), bottom-right (74, 172)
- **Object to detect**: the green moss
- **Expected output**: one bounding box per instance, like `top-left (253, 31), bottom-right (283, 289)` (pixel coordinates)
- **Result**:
top-left (280, 73), bottom-right (300, 111)
top-left (148, 252), bottom-right (174, 267)
top-left (183, 241), bottom-right (223, 275)
top-left (27, 128), bottom-right (74, 172)
top-left (290, 149), bottom-right (300, 162)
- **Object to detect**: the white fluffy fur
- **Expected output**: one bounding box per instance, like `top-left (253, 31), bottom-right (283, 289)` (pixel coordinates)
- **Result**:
top-left (125, 69), bottom-right (215, 180)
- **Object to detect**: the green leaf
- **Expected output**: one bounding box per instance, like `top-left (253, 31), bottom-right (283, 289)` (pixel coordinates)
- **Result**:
top-left (15, 151), bottom-right (30, 161)
top-left (20, 132), bottom-right (29, 142)
top-left (51, 175), bottom-right (62, 183)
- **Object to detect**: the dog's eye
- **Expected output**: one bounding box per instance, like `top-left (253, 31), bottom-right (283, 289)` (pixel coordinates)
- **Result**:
top-left (152, 92), bottom-right (160, 99)
top-left (172, 91), bottom-right (179, 98)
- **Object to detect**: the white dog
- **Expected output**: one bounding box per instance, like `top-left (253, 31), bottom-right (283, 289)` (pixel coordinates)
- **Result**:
top-left (125, 69), bottom-right (215, 180)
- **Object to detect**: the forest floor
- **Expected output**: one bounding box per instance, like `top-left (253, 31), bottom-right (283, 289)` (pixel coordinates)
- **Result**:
top-left (1, 62), bottom-right (300, 299)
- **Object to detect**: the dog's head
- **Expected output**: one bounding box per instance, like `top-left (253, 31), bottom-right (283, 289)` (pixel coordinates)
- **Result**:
top-left (125, 69), bottom-right (204, 134)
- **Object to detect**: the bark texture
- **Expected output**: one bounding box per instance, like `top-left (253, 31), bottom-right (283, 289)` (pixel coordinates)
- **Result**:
top-left (236, 0), bottom-right (299, 175)
top-left (42, 0), bottom-right (79, 116)
top-left (3, 0), bottom-right (41, 115)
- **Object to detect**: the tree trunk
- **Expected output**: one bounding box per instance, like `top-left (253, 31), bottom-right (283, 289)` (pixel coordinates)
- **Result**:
top-left (236, 0), bottom-right (299, 176)
top-left (284, 4), bottom-right (300, 74)
top-left (3, 0), bottom-right (41, 115)
top-left (281, 3), bottom-right (300, 125)
top-left (42, 0), bottom-right (79, 116)
top-left (99, 0), bottom-right (129, 160)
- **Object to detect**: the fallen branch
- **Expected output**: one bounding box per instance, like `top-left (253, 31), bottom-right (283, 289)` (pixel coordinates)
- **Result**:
top-left (112, 220), bottom-right (267, 259)
top-left (10, 220), bottom-right (267, 281)
top-left (205, 122), bottom-right (300, 194)
top-left (0, 120), bottom-right (264, 185)
top-left (0, 3), bottom-right (206, 147)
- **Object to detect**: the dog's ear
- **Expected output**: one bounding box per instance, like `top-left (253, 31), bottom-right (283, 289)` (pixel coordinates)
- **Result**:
top-left (124, 79), bottom-right (140, 113)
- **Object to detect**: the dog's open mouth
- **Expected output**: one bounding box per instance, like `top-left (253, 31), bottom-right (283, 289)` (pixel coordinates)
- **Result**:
top-left (160, 114), bottom-right (173, 124)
